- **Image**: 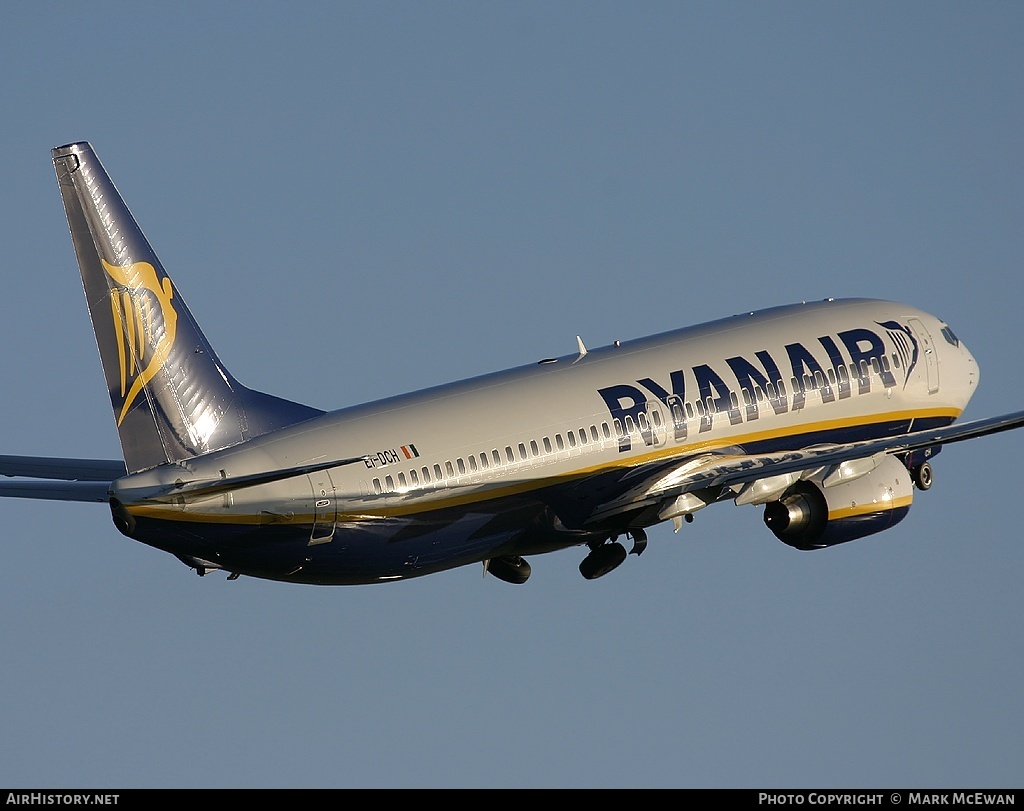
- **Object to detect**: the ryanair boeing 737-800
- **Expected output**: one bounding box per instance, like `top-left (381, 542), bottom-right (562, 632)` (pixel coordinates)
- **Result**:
top-left (2, 141), bottom-right (1022, 585)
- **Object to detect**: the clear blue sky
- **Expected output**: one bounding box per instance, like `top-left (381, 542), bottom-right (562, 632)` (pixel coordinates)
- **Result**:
top-left (1, 2), bottom-right (1022, 788)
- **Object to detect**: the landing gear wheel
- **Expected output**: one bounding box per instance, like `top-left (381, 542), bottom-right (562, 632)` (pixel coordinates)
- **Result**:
top-left (912, 461), bottom-right (933, 491)
top-left (579, 542), bottom-right (627, 580)
top-left (486, 555), bottom-right (531, 584)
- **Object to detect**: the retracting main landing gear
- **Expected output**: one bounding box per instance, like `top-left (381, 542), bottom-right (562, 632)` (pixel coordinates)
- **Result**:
top-left (579, 528), bottom-right (647, 580)
top-left (484, 555), bottom-right (532, 584)
top-left (628, 528), bottom-right (648, 556)
top-left (486, 528), bottom-right (649, 583)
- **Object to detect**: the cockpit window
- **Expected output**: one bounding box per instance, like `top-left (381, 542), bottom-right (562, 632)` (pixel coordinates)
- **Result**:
top-left (940, 325), bottom-right (960, 347)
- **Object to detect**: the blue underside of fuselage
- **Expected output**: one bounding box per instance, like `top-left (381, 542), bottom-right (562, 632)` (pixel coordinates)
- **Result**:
top-left (125, 493), bottom-right (574, 585)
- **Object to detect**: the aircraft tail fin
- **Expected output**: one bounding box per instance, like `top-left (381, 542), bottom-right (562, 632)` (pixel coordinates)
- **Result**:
top-left (52, 142), bottom-right (323, 473)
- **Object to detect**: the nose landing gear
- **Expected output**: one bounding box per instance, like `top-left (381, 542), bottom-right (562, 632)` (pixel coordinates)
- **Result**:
top-left (911, 461), bottom-right (933, 491)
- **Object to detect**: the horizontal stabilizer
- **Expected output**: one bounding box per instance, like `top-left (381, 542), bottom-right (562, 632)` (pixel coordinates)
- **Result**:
top-left (0, 480), bottom-right (111, 502)
top-left (0, 455), bottom-right (123, 502)
top-left (0, 455), bottom-right (126, 481)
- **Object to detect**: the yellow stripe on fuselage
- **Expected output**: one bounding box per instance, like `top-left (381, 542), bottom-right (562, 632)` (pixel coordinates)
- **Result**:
top-left (122, 405), bottom-right (960, 526)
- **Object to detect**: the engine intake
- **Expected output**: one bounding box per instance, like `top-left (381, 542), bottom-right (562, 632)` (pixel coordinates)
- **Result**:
top-left (764, 456), bottom-right (914, 550)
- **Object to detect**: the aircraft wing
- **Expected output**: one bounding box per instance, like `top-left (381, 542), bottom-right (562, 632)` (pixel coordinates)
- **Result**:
top-left (0, 455), bottom-right (126, 502)
top-left (584, 409), bottom-right (1024, 526)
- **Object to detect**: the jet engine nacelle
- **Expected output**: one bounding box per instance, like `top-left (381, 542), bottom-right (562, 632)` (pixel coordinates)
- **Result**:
top-left (763, 455), bottom-right (914, 550)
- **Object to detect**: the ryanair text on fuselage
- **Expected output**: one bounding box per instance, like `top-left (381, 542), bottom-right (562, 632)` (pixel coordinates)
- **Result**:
top-left (598, 323), bottom-right (914, 452)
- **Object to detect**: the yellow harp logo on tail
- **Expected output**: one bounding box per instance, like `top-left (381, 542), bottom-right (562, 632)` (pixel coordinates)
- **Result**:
top-left (102, 259), bottom-right (178, 426)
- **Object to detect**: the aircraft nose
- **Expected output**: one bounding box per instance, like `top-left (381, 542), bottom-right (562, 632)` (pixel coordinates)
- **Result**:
top-left (952, 330), bottom-right (980, 406)
top-left (963, 339), bottom-right (979, 389)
